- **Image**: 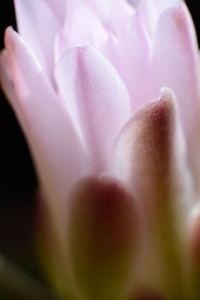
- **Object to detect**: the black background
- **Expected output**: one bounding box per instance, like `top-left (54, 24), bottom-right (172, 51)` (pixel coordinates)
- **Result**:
top-left (0, 0), bottom-right (37, 276)
top-left (0, 0), bottom-right (199, 275)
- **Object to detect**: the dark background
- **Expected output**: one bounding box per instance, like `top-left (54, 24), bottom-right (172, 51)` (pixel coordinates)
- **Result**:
top-left (0, 0), bottom-right (199, 281)
top-left (0, 0), bottom-right (38, 278)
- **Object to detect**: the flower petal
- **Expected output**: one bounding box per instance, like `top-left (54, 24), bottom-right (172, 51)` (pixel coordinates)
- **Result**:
top-left (138, 0), bottom-right (181, 37)
top-left (150, 2), bottom-right (200, 195)
top-left (4, 27), bottom-right (89, 215)
top-left (109, 88), bottom-right (191, 298)
top-left (103, 12), bottom-right (150, 112)
top-left (43, 0), bottom-right (67, 24)
top-left (110, 87), bottom-right (191, 214)
top-left (14, 0), bottom-right (61, 78)
top-left (0, 50), bottom-right (18, 110)
top-left (54, 0), bottom-right (108, 62)
top-left (85, 0), bottom-right (134, 33)
top-left (54, 46), bottom-right (131, 173)
top-left (66, 175), bottom-right (140, 300)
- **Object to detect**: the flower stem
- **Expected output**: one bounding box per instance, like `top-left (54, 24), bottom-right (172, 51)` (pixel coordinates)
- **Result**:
top-left (0, 254), bottom-right (58, 299)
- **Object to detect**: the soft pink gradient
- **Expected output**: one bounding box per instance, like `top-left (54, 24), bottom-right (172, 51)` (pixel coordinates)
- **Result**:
top-left (1, 0), bottom-right (199, 206)
top-left (1, 0), bottom-right (200, 298)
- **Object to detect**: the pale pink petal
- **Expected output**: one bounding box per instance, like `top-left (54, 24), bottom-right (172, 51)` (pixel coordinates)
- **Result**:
top-left (54, 46), bottom-right (131, 173)
top-left (138, 0), bottom-right (180, 37)
top-left (4, 27), bottom-right (89, 215)
top-left (150, 3), bottom-right (200, 195)
top-left (54, 0), bottom-right (108, 62)
top-left (85, 0), bottom-right (134, 34)
top-left (43, 0), bottom-right (67, 24)
top-left (103, 12), bottom-right (150, 112)
top-left (14, 0), bottom-right (61, 78)
top-left (0, 50), bottom-right (18, 110)
top-left (109, 88), bottom-right (191, 297)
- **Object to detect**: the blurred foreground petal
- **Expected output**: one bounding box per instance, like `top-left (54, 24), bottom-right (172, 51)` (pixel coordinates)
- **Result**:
top-left (66, 176), bottom-right (141, 300)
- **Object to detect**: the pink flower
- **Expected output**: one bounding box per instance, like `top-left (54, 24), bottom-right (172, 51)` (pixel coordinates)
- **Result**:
top-left (1, 0), bottom-right (200, 299)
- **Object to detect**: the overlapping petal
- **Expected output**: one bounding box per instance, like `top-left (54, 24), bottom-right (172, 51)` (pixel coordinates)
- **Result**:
top-left (14, 0), bottom-right (62, 79)
top-left (150, 2), bottom-right (200, 194)
top-left (3, 27), bottom-right (89, 217)
top-left (138, 0), bottom-right (181, 37)
top-left (66, 175), bottom-right (140, 300)
top-left (55, 0), bottom-right (135, 63)
top-left (55, 46), bottom-right (131, 172)
top-left (85, 0), bottom-right (134, 34)
top-left (103, 12), bottom-right (150, 112)
top-left (43, 0), bottom-right (67, 24)
top-left (1, 1), bottom-right (200, 298)
top-left (109, 89), bottom-right (191, 298)
top-left (54, 0), bottom-right (108, 62)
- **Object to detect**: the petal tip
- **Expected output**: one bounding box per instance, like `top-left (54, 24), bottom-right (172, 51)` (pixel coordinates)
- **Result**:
top-left (4, 26), bottom-right (15, 47)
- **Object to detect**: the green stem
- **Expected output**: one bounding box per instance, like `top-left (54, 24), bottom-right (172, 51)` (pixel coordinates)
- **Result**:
top-left (0, 254), bottom-right (58, 299)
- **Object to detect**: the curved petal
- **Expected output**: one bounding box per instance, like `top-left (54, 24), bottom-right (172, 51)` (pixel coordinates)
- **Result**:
top-left (109, 88), bottom-right (192, 298)
top-left (150, 2), bottom-right (200, 195)
top-left (14, 0), bottom-right (61, 78)
top-left (66, 175), bottom-right (141, 300)
top-left (138, 0), bottom-right (181, 37)
top-left (54, 46), bottom-right (131, 173)
top-left (85, 0), bottom-right (134, 34)
top-left (54, 0), bottom-right (108, 62)
top-left (103, 12), bottom-right (150, 112)
top-left (4, 27), bottom-right (89, 216)
top-left (110, 88), bottom-right (191, 207)
top-left (43, 0), bottom-right (67, 24)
